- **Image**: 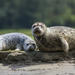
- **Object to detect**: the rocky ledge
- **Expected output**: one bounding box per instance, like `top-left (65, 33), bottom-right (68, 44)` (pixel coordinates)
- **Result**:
top-left (0, 50), bottom-right (75, 63)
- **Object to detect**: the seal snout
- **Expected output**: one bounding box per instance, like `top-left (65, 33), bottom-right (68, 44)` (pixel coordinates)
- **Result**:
top-left (33, 27), bottom-right (41, 34)
top-left (29, 44), bottom-right (36, 51)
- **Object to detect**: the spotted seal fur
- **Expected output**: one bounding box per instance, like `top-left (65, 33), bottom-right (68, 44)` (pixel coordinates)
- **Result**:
top-left (32, 22), bottom-right (75, 54)
top-left (0, 33), bottom-right (36, 51)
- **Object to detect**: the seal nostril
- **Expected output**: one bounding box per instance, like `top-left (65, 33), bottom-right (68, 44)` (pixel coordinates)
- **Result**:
top-left (32, 44), bottom-right (35, 46)
top-left (33, 44), bottom-right (36, 49)
top-left (29, 46), bottom-right (34, 51)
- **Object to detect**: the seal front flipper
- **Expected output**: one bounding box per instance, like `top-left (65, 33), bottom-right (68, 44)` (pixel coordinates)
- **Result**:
top-left (60, 37), bottom-right (69, 56)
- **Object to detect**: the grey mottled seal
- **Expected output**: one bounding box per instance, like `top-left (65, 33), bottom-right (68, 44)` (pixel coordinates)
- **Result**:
top-left (32, 22), bottom-right (75, 54)
top-left (0, 33), bottom-right (36, 51)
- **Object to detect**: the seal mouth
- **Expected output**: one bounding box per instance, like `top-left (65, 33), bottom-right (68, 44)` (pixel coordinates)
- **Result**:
top-left (34, 30), bottom-right (41, 34)
top-left (33, 28), bottom-right (41, 34)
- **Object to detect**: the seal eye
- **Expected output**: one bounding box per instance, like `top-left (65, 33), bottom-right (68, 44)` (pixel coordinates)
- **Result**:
top-left (32, 25), bottom-right (36, 28)
top-left (32, 44), bottom-right (35, 46)
top-left (26, 44), bottom-right (29, 46)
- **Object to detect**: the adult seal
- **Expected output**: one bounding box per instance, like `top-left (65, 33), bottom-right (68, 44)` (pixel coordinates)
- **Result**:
top-left (32, 22), bottom-right (75, 55)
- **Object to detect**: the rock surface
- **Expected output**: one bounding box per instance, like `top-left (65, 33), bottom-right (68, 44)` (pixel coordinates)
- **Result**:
top-left (0, 50), bottom-right (75, 75)
top-left (0, 50), bottom-right (75, 63)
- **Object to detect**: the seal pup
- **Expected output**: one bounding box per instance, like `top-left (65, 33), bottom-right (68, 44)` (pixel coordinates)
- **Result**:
top-left (0, 33), bottom-right (36, 51)
top-left (32, 22), bottom-right (75, 55)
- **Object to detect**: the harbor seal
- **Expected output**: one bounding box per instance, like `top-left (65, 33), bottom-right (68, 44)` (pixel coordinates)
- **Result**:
top-left (0, 33), bottom-right (36, 51)
top-left (32, 22), bottom-right (75, 54)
